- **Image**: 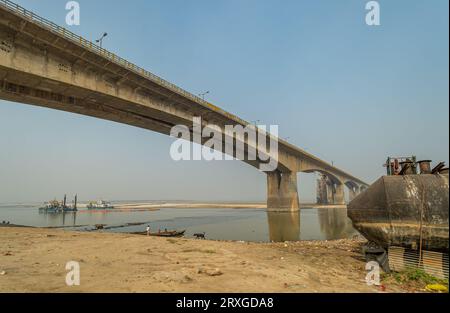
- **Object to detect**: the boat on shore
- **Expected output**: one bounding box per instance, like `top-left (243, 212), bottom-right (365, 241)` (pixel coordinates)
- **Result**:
top-left (131, 230), bottom-right (186, 238)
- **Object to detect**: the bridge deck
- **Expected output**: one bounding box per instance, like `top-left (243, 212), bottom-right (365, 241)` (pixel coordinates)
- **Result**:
top-left (0, 0), bottom-right (368, 187)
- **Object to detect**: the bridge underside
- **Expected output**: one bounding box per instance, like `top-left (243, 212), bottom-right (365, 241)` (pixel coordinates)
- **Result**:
top-left (0, 3), bottom-right (368, 212)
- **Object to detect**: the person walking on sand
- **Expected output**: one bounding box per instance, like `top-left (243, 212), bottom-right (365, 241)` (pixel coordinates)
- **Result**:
top-left (146, 225), bottom-right (150, 236)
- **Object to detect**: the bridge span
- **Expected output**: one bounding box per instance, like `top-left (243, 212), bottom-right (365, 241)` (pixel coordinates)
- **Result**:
top-left (0, 1), bottom-right (368, 211)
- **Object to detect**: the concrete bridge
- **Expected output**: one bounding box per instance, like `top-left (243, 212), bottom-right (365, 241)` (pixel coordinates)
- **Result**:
top-left (0, 1), bottom-right (369, 211)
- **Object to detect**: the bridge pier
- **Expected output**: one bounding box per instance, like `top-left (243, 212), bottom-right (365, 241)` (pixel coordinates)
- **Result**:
top-left (322, 179), bottom-right (346, 205)
top-left (316, 174), bottom-right (328, 204)
top-left (326, 181), bottom-right (335, 204)
top-left (334, 183), bottom-right (345, 205)
top-left (349, 187), bottom-right (359, 202)
top-left (267, 171), bottom-right (300, 212)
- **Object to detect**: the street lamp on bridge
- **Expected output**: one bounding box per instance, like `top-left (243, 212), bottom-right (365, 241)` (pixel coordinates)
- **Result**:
top-left (198, 91), bottom-right (210, 100)
top-left (96, 32), bottom-right (108, 48)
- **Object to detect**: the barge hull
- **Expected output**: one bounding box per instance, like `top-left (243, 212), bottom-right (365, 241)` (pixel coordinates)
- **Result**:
top-left (348, 174), bottom-right (449, 252)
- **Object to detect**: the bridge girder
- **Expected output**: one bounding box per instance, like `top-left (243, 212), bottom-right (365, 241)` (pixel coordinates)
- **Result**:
top-left (0, 2), bottom-right (369, 211)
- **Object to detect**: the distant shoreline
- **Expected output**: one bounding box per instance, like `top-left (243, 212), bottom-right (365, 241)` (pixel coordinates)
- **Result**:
top-left (83, 202), bottom-right (347, 210)
top-left (0, 202), bottom-right (347, 210)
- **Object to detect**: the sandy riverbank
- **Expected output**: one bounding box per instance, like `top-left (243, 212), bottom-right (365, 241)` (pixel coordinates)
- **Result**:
top-left (80, 202), bottom-right (346, 210)
top-left (0, 227), bottom-right (409, 293)
top-left (112, 202), bottom-right (266, 210)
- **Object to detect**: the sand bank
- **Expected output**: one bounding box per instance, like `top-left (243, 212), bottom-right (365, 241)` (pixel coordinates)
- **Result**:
top-left (0, 227), bottom-right (409, 293)
top-left (78, 202), bottom-right (346, 210)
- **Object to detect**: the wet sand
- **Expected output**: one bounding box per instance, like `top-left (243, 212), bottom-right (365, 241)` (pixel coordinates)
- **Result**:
top-left (0, 227), bottom-right (406, 293)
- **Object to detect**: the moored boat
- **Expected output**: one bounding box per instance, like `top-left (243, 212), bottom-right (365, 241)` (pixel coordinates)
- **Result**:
top-left (87, 200), bottom-right (114, 210)
top-left (131, 230), bottom-right (186, 237)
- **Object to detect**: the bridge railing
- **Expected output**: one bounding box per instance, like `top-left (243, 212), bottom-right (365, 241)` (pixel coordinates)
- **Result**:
top-left (0, 0), bottom-right (240, 120)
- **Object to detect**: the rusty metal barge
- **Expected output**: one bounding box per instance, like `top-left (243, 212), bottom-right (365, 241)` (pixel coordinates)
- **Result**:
top-left (348, 157), bottom-right (449, 275)
top-left (349, 158), bottom-right (448, 252)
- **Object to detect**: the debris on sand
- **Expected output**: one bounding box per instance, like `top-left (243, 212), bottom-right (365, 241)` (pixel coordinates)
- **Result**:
top-left (425, 284), bottom-right (448, 293)
top-left (198, 268), bottom-right (223, 276)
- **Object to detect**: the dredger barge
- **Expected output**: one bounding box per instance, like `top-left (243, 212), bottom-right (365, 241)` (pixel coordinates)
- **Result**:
top-left (348, 157), bottom-right (449, 275)
top-left (347, 157), bottom-right (449, 279)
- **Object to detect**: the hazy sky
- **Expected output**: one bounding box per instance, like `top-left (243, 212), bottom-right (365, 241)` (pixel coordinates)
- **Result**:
top-left (0, 0), bottom-right (448, 203)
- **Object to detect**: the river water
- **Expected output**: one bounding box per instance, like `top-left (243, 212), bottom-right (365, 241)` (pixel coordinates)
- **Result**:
top-left (0, 204), bottom-right (358, 242)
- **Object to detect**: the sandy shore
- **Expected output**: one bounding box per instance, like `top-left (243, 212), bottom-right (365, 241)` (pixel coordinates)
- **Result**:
top-left (79, 202), bottom-right (346, 210)
top-left (0, 227), bottom-right (407, 293)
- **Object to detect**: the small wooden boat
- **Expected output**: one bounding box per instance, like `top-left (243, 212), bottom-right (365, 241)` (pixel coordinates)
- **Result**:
top-left (131, 230), bottom-right (186, 237)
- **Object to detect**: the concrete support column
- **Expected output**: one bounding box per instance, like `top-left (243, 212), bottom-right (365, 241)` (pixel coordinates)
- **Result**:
top-left (267, 171), bottom-right (300, 212)
top-left (326, 182), bottom-right (334, 204)
top-left (349, 188), bottom-right (358, 202)
top-left (316, 175), bottom-right (328, 204)
top-left (334, 183), bottom-right (345, 205)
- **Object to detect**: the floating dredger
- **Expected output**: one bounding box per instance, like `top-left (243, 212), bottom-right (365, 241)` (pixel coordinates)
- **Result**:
top-left (38, 194), bottom-right (78, 213)
top-left (348, 157), bottom-right (449, 275)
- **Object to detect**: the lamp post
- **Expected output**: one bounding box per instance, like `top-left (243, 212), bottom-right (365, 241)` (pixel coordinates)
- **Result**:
top-left (96, 32), bottom-right (108, 48)
top-left (250, 120), bottom-right (261, 129)
top-left (249, 120), bottom-right (261, 130)
top-left (198, 91), bottom-right (210, 100)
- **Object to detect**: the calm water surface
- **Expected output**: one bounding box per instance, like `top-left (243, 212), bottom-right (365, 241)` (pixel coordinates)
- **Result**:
top-left (0, 204), bottom-right (358, 242)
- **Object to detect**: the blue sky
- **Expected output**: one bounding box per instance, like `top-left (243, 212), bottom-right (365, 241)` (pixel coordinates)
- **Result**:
top-left (0, 0), bottom-right (448, 202)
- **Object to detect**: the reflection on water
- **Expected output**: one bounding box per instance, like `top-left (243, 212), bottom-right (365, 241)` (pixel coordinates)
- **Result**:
top-left (267, 211), bottom-right (300, 242)
top-left (39, 211), bottom-right (77, 227)
top-left (267, 208), bottom-right (357, 242)
top-left (318, 208), bottom-right (357, 240)
top-left (0, 205), bottom-right (358, 242)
